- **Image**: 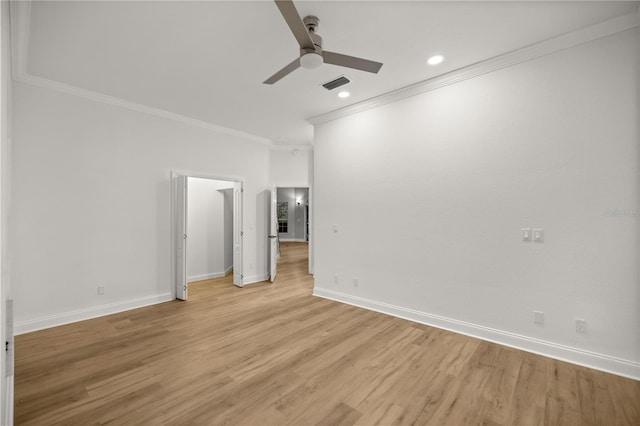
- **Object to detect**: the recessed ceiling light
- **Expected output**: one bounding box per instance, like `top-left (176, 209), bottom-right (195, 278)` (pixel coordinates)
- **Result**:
top-left (427, 55), bottom-right (445, 65)
top-left (338, 91), bottom-right (350, 99)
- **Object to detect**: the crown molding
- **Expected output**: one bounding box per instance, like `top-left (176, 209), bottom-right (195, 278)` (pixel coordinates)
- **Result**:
top-left (9, 1), bottom-right (273, 147)
top-left (308, 11), bottom-right (640, 126)
top-left (13, 73), bottom-right (273, 146)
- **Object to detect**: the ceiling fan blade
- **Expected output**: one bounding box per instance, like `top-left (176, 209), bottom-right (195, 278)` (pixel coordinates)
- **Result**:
top-left (322, 51), bottom-right (383, 74)
top-left (274, 0), bottom-right (315, 50)
top-left (263, 57), bottom-right (301, 85)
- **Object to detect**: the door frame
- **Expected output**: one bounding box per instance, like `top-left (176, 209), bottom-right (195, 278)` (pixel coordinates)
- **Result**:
top-left (171, 170), bottom-right (245, 300)
top-left (271, 184), bottom-right (313, 276)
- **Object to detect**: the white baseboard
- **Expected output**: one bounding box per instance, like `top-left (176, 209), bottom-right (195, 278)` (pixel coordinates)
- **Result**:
top-left (242, 273), bottom-right (270, 286)
top-left (313, 288), bottom-right (640, 381)
top-left (279, 238), bottom-right (307, 243)
top-left (14, 292), bottom-right (174, 335)
top-left (187, 267), bottom-right (233, 283)
top-left (3, 375), bottom-right (13, 426)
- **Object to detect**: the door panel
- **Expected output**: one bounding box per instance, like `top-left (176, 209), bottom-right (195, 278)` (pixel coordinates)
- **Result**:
top-left (269, 185), bottom-right (278, 282)
top-left (233, 182), bottom-right (243, 286)
top-left (176, 175), bottom-right (188, 300)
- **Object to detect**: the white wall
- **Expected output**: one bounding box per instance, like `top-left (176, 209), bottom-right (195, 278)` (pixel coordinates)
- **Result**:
top-left (0, 0), bottom-right (13, 421)
top-left (11, 81), bottom-right (271, 333)
top-left (269, 147), bottom-right (312, 187)
top-left (314, 29), bottom-right (639, 378)
top-left (186, 177), bottom-right (233, 282)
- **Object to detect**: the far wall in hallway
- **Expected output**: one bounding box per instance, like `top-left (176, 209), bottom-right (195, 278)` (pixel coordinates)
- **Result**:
top-left (277, 187), bottom-right (308, 242)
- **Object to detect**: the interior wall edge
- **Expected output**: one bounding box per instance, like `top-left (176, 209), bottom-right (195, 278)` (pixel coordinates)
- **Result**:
top-left (313, 288), bottom-right (640, 381)
top-left (14, 292), bottom-right (174, 335)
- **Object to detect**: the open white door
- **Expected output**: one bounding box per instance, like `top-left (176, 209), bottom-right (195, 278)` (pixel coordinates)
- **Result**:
top-left (233, 182), bottom-right (243, 286)
top-left (176, 175), bottom-right (188, 300)
top-left (269, 185), bottom-right (278, 282)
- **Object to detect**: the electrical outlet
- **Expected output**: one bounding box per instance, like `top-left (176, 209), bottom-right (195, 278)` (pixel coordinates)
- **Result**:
top-left (575, 319), bottom-right (586, 333)
top-left (97, 286), bottom-right (105, 295)
top-left (533, 310), bottom-right (544, 325)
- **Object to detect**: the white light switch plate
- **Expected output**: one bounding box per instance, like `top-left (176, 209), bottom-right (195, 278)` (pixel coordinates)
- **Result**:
top-left (533, 228), bottom-right (544, 242)
top-left (521, 228), bottom-right (531, 242)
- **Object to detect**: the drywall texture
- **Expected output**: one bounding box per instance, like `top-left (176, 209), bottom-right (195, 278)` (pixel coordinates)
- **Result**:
top-left (277, 187), bottom-right (309, 242)
top-left (269, 148), bottom-right (312, 187)
top-left (314, 29), bottom-right (639, 377)
top-left (11, 82), bottom-right (270, 330)
top-left (0, 0), bottom-right (13, 420)
top-left (186, 177), bottom-right (233, 282)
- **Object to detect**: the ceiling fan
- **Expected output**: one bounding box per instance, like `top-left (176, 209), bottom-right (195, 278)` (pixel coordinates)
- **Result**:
top-left (263, 0), bottom-right (383, 85)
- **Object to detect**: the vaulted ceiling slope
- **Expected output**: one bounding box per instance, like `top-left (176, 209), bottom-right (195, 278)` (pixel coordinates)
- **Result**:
top-left (15, 1), bottom-right (639, 146)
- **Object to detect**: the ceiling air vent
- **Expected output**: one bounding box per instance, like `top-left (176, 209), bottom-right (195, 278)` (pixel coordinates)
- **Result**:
top-left (322, 76), bottom-right (350, 91)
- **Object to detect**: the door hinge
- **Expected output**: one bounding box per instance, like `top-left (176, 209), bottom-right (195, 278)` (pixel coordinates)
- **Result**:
top-left (240, 188), bottom-right (244, 193)
top-left (240, 274), bottom-right (244, 279)
top-left (5, 341), bottom-right (8, 352)
top-left (240, 231), bottom-right (244, 236)
top-left (184, 234), bottom-right (187, 239)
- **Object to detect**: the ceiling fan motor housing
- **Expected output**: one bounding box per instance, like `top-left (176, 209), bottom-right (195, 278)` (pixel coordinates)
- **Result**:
top-left (303, 16), bottom-right (319, 32)
top-left (299, 15), bottom-right (323, 69)
top-left (303, 16), bottom-right (323, 51)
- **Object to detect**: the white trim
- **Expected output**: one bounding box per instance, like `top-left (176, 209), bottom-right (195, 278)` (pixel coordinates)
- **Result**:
top-left (242, 273), bottom-right (270, 285)
top-left (271, 182), bottom-right (309, 189)
top-left (278, 238), bottom-right (307, 243)
top-left (3, 375), bottom-right (12, 426)
top-left (308, 12), bottom-right (640, 126)
top-left (313, 288), bottom-right (640, 381)
top-left (270, 145), bottom-right (313, 152)
top-left (13, 74), bottom-right (272, 146)
top-left (14, 292), bottom-right (174, 335)
top-left (187, 266), bottom-right (233, 283)
top-left (171, 170), bottom-right (245, 185)
top-left (9, 0), bottom-right (30, 78)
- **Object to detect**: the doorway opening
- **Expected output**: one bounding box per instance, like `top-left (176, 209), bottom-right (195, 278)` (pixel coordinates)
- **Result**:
top-left (269, 186), bottom-right (311, 282)
top-left (172, 172), bottom-right (243, 300)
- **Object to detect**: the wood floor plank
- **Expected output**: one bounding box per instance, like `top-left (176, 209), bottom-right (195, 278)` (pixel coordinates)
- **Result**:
top-left (14, 242), bottom-right (640, 425)
top-left (505, 352), bottom-right (548, 426)
top-left (544, 360), bottom-right (582, 426)
top-left (316, 402), bottom-right (363, 426)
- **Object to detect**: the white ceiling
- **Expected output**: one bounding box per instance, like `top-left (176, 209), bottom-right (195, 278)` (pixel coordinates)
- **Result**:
top-left (21, 1), bottom-right (638, 146)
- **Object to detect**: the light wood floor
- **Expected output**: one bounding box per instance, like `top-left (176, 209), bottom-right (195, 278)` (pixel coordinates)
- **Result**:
top-left (15, 242), bottom-right (640, 425)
